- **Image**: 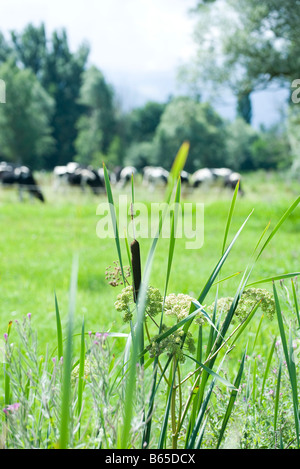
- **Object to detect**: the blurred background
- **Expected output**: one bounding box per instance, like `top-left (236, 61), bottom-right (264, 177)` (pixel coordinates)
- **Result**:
top-left (0, 0), bottom-right (298, 175)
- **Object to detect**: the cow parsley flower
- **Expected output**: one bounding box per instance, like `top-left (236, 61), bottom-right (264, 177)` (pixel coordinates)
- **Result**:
top-left (164, 293), bottom-right (206, 325)
top-left (207, 297), bottom-right (234, 316)
top-left (114, 285), bottom-right (134, 322)
top-left (235, 288), bottom-right (275, 321)
top-left (147, 325), bottom-right (195, 363)
top-left (164, 293), bottom-right (193, 322)
top-left (206, 288), bottom-right (275, 323)
top-left (114, 285), bottom-right (163, 323)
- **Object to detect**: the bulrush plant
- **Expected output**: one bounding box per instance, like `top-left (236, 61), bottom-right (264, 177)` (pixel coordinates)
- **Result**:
top-left (1, 141), bottom-right (300, 449)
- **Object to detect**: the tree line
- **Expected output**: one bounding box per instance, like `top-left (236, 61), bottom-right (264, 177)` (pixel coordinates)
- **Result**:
top-left (0, 21), bottom-right (294, 173)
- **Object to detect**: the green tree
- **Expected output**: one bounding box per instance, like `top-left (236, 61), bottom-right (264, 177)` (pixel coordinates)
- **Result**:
top-left (74, 66), bottom-right (117, 166)
top-left (251, 125), bottom-right (291, 170)
top-left (11, 24), bottom-right (47, 77)
top-left (124, 141), bottom-right (157, 169)
top-left (224, 118), bottom-right (258, 170)
top-left (287, 106), bottom-right (300, 174)
top-left (183, 0), bottom-right (300, 123)
top-left (0, 60), bottom-right (54, 168)
top-left (43, 29), bottom-right (89, 167)
top-left (127, 101), bottom-right (166, 143)
top-left (10, 24), bottom-right (89, 168)
top-left (0, 32), bottom-right (12, 64)
top-left (152, 97), bottom-right (227, 172)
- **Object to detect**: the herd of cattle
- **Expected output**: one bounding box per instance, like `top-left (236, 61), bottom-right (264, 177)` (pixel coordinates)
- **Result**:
top-left (0, 160), bottom-right (243, 202)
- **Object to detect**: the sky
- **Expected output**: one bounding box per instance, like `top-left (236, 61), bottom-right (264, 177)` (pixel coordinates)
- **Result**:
top-left (1, 0), bottom-right (288, 127)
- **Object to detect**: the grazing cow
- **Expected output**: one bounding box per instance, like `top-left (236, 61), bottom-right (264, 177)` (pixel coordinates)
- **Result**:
top-left (224, 171), bottom-right (243, 193)
top-left (180, 170), bottom-right (190, 185)
top-left (53, 162), bottom-right (105, 194)
top-left (211, 167), bottom-right (233, 180)
top-left (143, 166), bottom-right (169, 191)
top-left (0, 162), bottom-right (45, 202)
top-left (191, 168), bottom-right (214, 187)
top-left (117, 166), bottom-right (137, 188)
top-left (191, 167), bottom-right (243, 193)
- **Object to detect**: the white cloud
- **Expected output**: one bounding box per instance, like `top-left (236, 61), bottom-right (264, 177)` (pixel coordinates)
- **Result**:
top-left (1, 0), bottom-right (196, 107)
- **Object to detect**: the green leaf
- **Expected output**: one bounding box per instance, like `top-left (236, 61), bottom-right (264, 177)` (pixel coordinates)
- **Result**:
top-left (256, 196), bottom-right (300, 261)
top-left (77, 317), bottom-right (85, 419)
top-left (185, 354), bottom-right (237, 390)
top-left (59, 254), bottom-right (78, 449)
top-left (246, 272), bottom-right (300, 287)
top-left (54, 292), bottom-right (63, 360)
top-left (216, 348), bottom-right (247, 449)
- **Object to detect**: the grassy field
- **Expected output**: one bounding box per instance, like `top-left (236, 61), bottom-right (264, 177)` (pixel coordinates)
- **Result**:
top-left (0, 170), bottom-right (299, 351)
top-left (1, 169), bottom-right (300, 449)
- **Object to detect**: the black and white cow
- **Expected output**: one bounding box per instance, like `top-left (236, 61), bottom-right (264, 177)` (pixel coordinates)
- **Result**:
top-left (0, 162), bottom-right (45, 202)
top-left (224, 171), bottom-right (243, 193)
top-left (190, 168), bottom-right (214, 187)
top-left (116, 166), bottom-right (137, 188)
top-left (53, 162), bottom-right (105, 194)
top-left (191, 167), bottom-right (243, 193)
top-left (180, 170), bottom-right (190, 185)
top-left (143, 166), bottom-right (169, 190)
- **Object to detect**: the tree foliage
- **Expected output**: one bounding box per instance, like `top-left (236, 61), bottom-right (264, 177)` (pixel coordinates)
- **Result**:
top-left (5, 23), bottom-right (89, 168)
top-left (0, 60), bottom-right (54, 168)
top-left (152, 97), bottom-right (227, 172)
top-left (0, 18), bottom-right (295, 173)
top-left (184, 0), bottom-right (300, 124)
top-left (75, 66), bottom-right (117, 166)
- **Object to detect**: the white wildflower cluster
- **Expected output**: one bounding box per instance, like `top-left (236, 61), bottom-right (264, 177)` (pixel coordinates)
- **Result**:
top-left (207, 297), bottom-right (233, 316)
top-left (147, 325), bottom-right (195, 363)
top-left (114, 285), bottom-right (163, 323)
top-left (206, 288), bottom-right (275, 323)
top-left (236, 288), bottom-right (275, 321)
top-left (164, 293), bottom-right (206, 326)
top-left (114, 285), bottom-right (135, 322)
top-left (164, 293), bottom-right (193, 322)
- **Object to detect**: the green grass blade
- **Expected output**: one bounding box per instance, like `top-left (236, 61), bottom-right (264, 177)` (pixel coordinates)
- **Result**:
top-left (246, 272), bottom-right (300, 287)
top-left (157, 362), bottom-right (177, 449)
top-left (164, 176), bottom-right (181, 298)
top-left (273, 282), bottom-right (290, 372)
top-left (59, 255), bottom-right (78, 449)
top-left (274, 356), bottom-right (282, 441)
top-left (186, 354), bottom-right (230, 449)
top-left (222, 179), bottom-right (240, 255)
top-left (252, 313), bottom-right (264, 351)
top-left (216, 348), bottom-right (247, 449)
top-left (54, 292), bottom-right (63, 360)
top-left (260, 337), bottom-right (276, 404)
top-left (198, 209), bottom-right (254, 304)
top-left (288, 326), bottom-right (300, 447)
top-left (77, 317), bottom-right (85, 418)
top-left (103, 163), bottom-right (126, 284)
top-left (166, 141), bottom-right (189, 202)
top-left (273, 281), bottom-right (300, 447)
top-left (291, 278), bottom-right (300, 329)
top-left (185, 354), bottom-right (237, 390)
top-left (121, 144), bottom-right (189, 448)
top-left (4, 321), bottom-right (12, 407)
top-left (256, 196), bottom-right (300, 262)
top-left (186, 375), bottom-right (216, 449)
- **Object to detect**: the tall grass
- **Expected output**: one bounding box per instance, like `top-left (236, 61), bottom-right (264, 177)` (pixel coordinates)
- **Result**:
top-left (1, 143), bottom-right (300, 449)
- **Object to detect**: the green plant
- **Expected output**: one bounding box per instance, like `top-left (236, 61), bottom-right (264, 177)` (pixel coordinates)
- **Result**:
top-left (1, 143), bottom-right (300, 449)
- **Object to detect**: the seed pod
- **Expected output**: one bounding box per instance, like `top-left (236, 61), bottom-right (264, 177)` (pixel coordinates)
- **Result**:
top-left (130, 239), bottom-right (141, 303)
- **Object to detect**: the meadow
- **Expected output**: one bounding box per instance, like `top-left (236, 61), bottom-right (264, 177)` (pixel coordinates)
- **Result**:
top-left (1, 166), bottom-right (300, 449)
top-left (0, 170), bottom-right (299, 344)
